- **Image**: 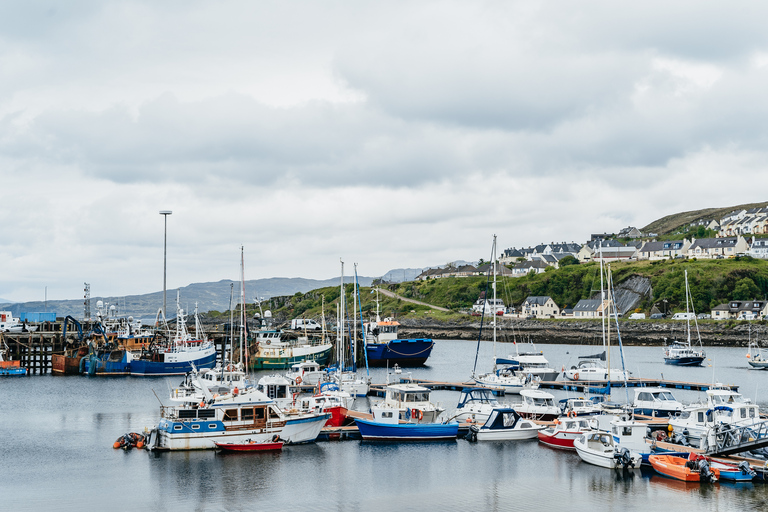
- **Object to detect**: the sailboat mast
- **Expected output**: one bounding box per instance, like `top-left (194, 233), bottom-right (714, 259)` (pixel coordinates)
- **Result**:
top-left (605, 263), bottom-right (612, 398)
top-left (240, 245), bottom-right (245, 366)
top-left (685, 269), bottom-right (691, 346)
top-left (228, 283), bottom-right (234, 366)
top-left (353, 263), bottom-right (358, 366)
top-left (339, 259), bottom-right (345, 370)
top-left (492, 234), bottom-right (497, 364)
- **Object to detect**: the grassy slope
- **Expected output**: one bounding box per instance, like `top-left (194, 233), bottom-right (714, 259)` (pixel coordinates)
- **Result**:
top-left (641, 202), bottom-right (768, 235)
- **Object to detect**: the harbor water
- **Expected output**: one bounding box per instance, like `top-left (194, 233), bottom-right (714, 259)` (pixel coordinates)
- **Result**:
top-left (4, 339), bottom-right (768, 511)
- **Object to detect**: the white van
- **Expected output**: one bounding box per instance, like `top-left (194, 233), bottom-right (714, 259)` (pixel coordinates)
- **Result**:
top-left (629, 313), bottom-right (646, 320)
top-left (290, 318), bottom-right (322, 331)
top-left (671, 312), bottom-right (695, 320)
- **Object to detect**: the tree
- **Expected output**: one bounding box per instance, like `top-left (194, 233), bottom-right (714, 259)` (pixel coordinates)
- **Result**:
top-left (733, 277), bottom-right (760, 301)
top-left (559, 255), bottom-right (579, 267)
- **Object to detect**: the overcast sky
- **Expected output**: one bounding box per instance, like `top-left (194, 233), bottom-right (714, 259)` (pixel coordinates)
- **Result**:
top-left (2, 1), bottom-right (768, 303)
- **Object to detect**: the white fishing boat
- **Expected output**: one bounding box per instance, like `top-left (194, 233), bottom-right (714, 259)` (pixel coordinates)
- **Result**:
top-left (255, 374), bottom-right (295, 410)
top-left (452, 387), bottom-right (499, 424)
top-left (169, 362), bottom-right (249, 404)
top-left (560, 397), bottom-right (603, 417)
top-left (632, 387), bottom-right (684, 418)
top-left (496, 337), bottom-right (560, 382)
top-left (573, 430), bottom-right (642, 469)
top-left (514, 389), bottom-right (560, 421)
top-left (147, 375), bottom-right (329, 451)
top-left (285, 361), bottom-right (325, 386)
top-left (468, 407), bottom-right (544, 441)
top-left (371, 383), bottom-right (445, 424)
top-left (563, 358), bottom-right (631, 382)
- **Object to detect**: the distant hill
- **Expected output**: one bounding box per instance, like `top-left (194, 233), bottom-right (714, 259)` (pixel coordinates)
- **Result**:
top-left (379, 268), bottom-right (425, 283)
top-left (0, 276), bottom-right (374, 320)
top-left (642, 202), bottom-right (768, 236)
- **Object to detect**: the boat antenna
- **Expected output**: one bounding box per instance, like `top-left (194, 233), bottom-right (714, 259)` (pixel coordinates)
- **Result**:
top-left (228, 282), bottom-right (233, 374)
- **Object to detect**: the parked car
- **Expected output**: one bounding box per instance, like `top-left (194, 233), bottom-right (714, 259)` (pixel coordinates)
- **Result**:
top-left (629, 313), bottom-right (646, 320)
top-left (697, 313), bottom-right (711, 319)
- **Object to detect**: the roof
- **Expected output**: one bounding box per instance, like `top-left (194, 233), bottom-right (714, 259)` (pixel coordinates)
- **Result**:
top-left (524, 296), bottom-right (553, 306)
top-left (573, 299), bottom-right (603, 312)
top-left (639, 240), bottom-right (686, 253)
top-left (690, 237), bottom-right (739, 250)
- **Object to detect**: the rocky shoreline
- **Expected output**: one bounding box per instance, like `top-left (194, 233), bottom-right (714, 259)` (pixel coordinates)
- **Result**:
top-left (397, 318), bottom-right (762, 347)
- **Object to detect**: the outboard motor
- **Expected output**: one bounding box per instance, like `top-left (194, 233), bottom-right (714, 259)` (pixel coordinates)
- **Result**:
top-left (696, 460), bottom-right (717, 483)
top-left (671, 432), bottom-right (689, 446)
top-left (738, 461), bottom-right (757, 477)
top-left (614, 447), bottom-right (634, 468)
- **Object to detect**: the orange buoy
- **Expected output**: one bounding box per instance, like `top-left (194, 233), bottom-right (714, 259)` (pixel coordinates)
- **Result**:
top-left (573, 372), bottom-right (579, 381)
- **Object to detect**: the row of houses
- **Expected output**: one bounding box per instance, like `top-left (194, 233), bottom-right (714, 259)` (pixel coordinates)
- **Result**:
top-left (502, 296), bottom-right (768, 321)
top-left (417, 235), bottom-right (762, 281)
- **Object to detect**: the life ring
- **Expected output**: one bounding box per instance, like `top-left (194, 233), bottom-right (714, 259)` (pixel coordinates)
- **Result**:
top-left (573, 372), bottom-right (579, 381)
top-left (296, 376), bottom-right (302, 385)
top-left (418, 410), bottom-right (424, 421)
top-left (266, 340), bottom-right (271, 345)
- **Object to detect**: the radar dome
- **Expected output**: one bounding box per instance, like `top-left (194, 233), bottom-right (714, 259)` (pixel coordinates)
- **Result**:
top-left (264, 310), bottom-right (272, 318)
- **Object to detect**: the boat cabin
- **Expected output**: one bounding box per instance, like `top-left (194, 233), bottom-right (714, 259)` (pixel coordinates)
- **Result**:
top-left (632, 388), bottom-right (684, 417)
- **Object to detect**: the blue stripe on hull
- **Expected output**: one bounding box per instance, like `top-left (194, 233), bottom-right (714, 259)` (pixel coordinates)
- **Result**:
top-left (130, 352), bottom-right (217, 376)
top-left (366, 339), bottom-right (434, 367)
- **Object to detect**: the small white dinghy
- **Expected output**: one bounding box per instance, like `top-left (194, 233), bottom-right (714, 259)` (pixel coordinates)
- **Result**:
top-left (573, 430), bottom-right (642, 469)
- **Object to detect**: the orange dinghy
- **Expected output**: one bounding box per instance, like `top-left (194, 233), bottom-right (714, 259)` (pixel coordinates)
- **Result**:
top-left (649, 454), bottom-right (719, 483)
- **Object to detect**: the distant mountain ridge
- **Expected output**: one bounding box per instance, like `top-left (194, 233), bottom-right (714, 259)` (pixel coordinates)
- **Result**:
top-left (0, 276), bottom-right (374, 320)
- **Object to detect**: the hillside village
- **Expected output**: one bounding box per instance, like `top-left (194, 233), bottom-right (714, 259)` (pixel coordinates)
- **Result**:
top-left (414, 207), bottom-right (768, 322)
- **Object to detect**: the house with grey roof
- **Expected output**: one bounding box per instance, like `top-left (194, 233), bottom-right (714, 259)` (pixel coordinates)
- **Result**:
top-left (521, 296), bottom-right (560, 318)
top-left (688, 236), bottom-right (748, 259)
top-left (476, 262), bottom-right (515, 277)
top-left (638, 239), bottom-right (691, 260)
top-left (710, 300), bottom-right (768, 320)
top-left (749, 238), bottom-right (768, 259)
top-left (511, 260), bottom-right (549, 277)
top-left (617, 226), bottom-right (642, 239)
top-left (572, 299), bottom-right (607, 318)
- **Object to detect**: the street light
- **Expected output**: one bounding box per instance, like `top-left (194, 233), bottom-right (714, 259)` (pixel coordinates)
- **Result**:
top-left (160, 210), bottom-right (172, 320)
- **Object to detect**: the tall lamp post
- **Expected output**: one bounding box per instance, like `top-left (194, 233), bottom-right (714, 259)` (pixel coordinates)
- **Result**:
top-left (160, 210), bottom-right (172, 320)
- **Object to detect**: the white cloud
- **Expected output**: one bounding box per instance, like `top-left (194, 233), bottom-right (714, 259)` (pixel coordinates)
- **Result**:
top-left (2, 0), bottom-right (768, 303)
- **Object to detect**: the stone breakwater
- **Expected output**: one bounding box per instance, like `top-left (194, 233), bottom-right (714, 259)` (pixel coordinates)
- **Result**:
top-left (397, 318), bottom-right (763, 347)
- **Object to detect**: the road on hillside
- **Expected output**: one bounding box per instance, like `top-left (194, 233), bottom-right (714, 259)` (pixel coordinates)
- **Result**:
top-left (376, 288), bottom-right (450, 312)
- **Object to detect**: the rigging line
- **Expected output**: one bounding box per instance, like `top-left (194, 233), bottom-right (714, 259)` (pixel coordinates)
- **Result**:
top-left (609, 271), bottom-right (631, 407)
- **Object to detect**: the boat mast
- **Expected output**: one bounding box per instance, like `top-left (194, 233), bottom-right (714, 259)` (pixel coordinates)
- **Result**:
top-left (685, 269), bottom-right (691, 347)
top-left (240, 245), bottom-right (245, 366)
top-left (228, 283), bottom-right (234, 366)
top-left (605, 263), bottom-right (612, 400)
top-left (339, 259), bottom-right (345, 372)
top-left (492, 234), bottom-right (497, 367)
top-left (353, 263), bottom-right (358, 368)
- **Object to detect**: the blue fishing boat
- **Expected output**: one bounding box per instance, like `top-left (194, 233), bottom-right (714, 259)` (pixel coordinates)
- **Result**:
top-left (663, 270), bottom-right (705, 367)
top-left (0, 346), bottom-right (27, 376)
top-left (364, 289), bottom-right (434, 367)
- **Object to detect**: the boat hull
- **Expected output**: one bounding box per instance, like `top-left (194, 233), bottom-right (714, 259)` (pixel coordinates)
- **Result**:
top-left (471, 426), bottom-right (541, 441)
top-left (155, 413), bottom-right (329, 450)
top-left (664, 357), bottom-right (705, 366)
top-left (354, 418), bottom-right (458, 441)
top-left (250, 345), bottom-right (333, 370)
top-left (537, 430), bottom-right (582, 450)
top-left (130, 348), bottom-right (217, 376)
top-left (214, 441), bottom-right (283, 452)
top-left (365, 339), bottom-right (435, 367)
top-left (0, 361), bottom-right (27, 376)
top-left (51, 352), bottom-right (86, 375)
top-left (649, 455), bottom-right (718, 482)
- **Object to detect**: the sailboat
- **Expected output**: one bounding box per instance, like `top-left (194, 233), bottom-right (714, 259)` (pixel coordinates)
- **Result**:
top-left (663, 269), bottom-right (706, 366)
top-left (746, 326), bottom-right (768, 369)
top-left (330, 260), bottom-right (370, 398)
top-left (563, 245), bottom-right (631, 383)
top-left (472, 235), bottom-right (533, 394)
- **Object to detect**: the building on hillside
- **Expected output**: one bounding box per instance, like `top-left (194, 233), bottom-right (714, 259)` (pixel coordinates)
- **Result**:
top-left (521, 296), bottom-right (560, 318)
top-left (749, 238), bottom-right (768, 259)
top-left (688, 236), bottom-right (748, 259)
top-left (500, 248), bottom-right (526, 265)
top-left (476, 262), bottom-right (515, 277)
top-left (511, 260), bottom-right (549, 277)
top-left (637, 239), bottom-right (691, 260)
top-left (617, 226), bottom-right (642, 239)
top-left (592, 246), bottom-right (638, 262)
top-left (572, 299), bottom-right (608, 318)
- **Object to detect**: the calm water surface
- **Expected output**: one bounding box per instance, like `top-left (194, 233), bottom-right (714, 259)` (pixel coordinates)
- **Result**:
top-left (4, 340), bottom-right (768, 511)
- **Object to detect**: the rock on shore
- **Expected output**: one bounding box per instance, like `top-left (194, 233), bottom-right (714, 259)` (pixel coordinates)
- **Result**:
top-left (397, 318), bottom-right (760, 347)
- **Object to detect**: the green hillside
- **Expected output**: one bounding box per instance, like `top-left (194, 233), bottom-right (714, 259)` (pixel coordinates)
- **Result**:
top-left (246, 257), bottom-right (768, 322)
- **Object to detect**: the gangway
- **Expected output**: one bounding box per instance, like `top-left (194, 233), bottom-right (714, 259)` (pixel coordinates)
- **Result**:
top-left (706, 420), bottom-right (768, 457)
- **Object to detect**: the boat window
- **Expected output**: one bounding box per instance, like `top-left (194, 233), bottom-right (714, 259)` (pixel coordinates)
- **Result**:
top-left (638, 392), bottom-right (652, 401)
top-left (223, 409), bottom-right (239, 421)
top-left (578, 420), bottom-right (589, 428)
top-left (208, 424), bottom-right (216, 429)
top-left (174, 425), bottom-right (183, 431)
top-left (697, 411), bottom-right (705, 423)
top-left (706, 410), bottom-right (714, 422)
top-left (622, 426), bottom-right (632, 436)
top-left (192, 424), bottom-right (200, 430)
top-left (503, 413), bottom-right (516, 427)
top-left (268, 407), bottom-right (281, 420)
top-left (242, 408), bottom-right (254, 421)
top-left (658, 392), bottom-right (675, 401)
top-left (254, 407), bottom-right (265, 420)
top-left (566, 422), bottom-right (575, 429)
top-left (750, 408), bottom-right (756, 418)
top-left (741, 408), bottom-right (747, 419)
top-left (382, 411), bottom-right (393, 418)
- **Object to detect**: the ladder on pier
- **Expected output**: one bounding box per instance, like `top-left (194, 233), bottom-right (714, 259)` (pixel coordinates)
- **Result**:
top-left (706, 421), bottom-right (768, 457)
